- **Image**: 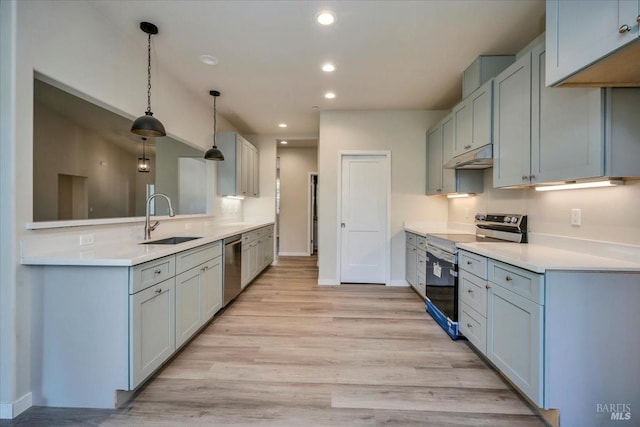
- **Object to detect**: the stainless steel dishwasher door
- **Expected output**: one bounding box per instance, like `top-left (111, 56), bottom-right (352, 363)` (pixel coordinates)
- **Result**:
top-left (223, 235), bottom-right (242, 306)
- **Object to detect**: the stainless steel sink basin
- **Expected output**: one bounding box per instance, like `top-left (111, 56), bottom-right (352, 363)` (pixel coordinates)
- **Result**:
top-left (141, 236), bottom-right (202, 245)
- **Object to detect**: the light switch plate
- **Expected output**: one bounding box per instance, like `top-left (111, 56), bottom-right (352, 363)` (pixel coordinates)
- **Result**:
top-left (80, 234), bottom-right (95, 246)
top-left (571, 209), bottom-right (581, 226)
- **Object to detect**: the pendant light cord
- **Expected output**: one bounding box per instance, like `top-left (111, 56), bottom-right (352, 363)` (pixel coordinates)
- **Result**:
top-left (146, 33), bottom-right (152, 114)
top-left (142, 137), bottom-right (146, 158)
top-left (213, 94), bottom-right (217, 146)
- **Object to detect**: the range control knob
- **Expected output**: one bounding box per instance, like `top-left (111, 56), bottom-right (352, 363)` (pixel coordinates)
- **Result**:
top-left (511, 216), bottom-right (519, 224)
top-left (504, 216), bottom-right (511, 223)
top-left (475, 214), bottom-right (486, 221)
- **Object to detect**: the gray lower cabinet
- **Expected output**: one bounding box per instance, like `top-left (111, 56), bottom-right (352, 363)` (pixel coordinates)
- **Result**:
top-left (241, 225), bottom-right (275, 288)
top-left (405, 233), bottom-right (417, 287)
top-left (130, 278), bottom-right (176, 389)
top-left (32, 241), bottom-right (223, 409)
top-left (486, 260), bottom-right (544, 407)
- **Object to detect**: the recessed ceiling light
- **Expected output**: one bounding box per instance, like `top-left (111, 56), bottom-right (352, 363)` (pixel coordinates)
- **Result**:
top-left (322, 63), bottom-right (336, 72)
top-left (316, 11), bottom-right (335, 26)
top-left (199, 54), bottom-right (218, 65)
top-left (280, 141), bottom-right (288, 145)
top-left (324, 92), bottom-right (336, 99)
top-left (278, 123), bottom-right (288, 128)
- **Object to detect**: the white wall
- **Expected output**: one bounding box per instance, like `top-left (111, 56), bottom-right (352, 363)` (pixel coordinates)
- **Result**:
top-left (278, 147), bottom-right (317, 255)
top-left (1, 0), bottom-right (238, 415)
top-left (448, 170), bottom-right (640, 245)
top-left (318, 110), bottom-right (449, 285)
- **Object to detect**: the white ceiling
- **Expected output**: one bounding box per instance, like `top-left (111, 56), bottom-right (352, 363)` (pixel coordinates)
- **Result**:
top-left (91, 0), bottom-right (545, 137)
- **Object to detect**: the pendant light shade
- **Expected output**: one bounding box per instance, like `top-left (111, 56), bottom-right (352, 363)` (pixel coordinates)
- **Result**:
top-left (205, 90), bottom-right (225, 161)
top-left (131, 22), bottom-right (166, 137)
top-left (138, 137), bottom-right (151, 173)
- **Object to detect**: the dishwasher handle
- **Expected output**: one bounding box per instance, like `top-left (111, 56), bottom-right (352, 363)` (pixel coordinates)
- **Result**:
top-left (224, 234), bottom-right (242, 246)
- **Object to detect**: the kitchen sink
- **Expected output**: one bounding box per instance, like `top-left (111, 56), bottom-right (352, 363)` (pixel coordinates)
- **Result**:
top-left (141, 236), bottom-right (202, 245)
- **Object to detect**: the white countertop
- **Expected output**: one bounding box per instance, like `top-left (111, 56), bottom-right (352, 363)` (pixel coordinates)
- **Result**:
top-left (404, 225), bottom-right (474, 237)
top-left (457, 242), bottom-right (640, 273)
top-left (21, 221), bottom-right (273, 267)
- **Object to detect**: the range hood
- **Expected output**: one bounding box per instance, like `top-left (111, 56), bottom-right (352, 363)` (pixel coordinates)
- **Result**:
top-left (443, 145), bottom-right (493, 169)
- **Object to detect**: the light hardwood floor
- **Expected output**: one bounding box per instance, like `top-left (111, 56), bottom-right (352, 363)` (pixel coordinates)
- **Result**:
top-left (4, 256), bottom-right (547, 426)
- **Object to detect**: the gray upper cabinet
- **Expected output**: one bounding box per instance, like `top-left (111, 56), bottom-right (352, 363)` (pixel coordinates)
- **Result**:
top-left (463, 55), bottom-right (515, 99)
top-left (495, 39), bottom-right (640, 188)
top-left (217, 132), bottom-right (259, 197)
top-left (426, 124), bottom-right (444, 195)
top-left (453, 79), bottom-right (493, 157)
top-left (427, 113), bottom-right (483, 196)
top-left (493, 53), bottom-right (532, 188)
top-left (531, 43), bottom-right (604, 183)
top-left (546, 0), bottom-right (640, 87)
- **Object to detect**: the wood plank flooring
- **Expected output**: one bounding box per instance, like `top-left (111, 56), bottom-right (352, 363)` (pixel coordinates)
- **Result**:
top-left (4, 255), bottom-right (547, 426)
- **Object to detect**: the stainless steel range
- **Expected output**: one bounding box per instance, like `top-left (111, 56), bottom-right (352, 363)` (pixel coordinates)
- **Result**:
top-left (425, 214), bottom-right (527, 339)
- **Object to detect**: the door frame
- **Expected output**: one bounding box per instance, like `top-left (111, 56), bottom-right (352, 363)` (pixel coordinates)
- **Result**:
top-left (307, 172), bottom-right (318, 256)
top-left (336, 150), bottom-right (391, 285)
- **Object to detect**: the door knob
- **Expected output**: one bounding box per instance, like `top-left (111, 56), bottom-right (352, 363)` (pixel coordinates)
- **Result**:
top-left (341, 223), bottom-right (345, 228)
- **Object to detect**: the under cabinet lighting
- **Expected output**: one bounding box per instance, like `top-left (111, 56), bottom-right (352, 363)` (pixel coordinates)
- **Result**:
top-left (225, 195), bottom-right (245, 200)
top-left (535, 180), bottom-right (624, 192)
top-left (447, 193), bottom-right (475, 199)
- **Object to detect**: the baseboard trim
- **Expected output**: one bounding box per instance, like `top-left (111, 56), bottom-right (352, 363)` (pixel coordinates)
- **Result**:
top-left (0, 392), bottom-right (32, 419)
top-left (318, 279), bottom-right (338, 286)
top-left (388, 280), bottom-right (410, 287)
top-left (278, 252), bottom-right (310, 257)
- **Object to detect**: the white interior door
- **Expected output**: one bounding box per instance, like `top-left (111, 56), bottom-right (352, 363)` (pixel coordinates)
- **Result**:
top-left (340, 155), bottom-right (387, 284)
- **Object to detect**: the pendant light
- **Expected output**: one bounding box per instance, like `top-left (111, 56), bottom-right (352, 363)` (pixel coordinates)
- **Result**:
top-left (131, 22), bottom-right (166, 137)
top-left (204, 90), bottom-right (225, 161)
top-left (138, 137), bottom-right (151, 173)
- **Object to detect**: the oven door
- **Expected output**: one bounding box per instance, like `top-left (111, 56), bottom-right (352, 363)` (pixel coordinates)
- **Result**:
top-left (425, 245), bottom-right (457, 321)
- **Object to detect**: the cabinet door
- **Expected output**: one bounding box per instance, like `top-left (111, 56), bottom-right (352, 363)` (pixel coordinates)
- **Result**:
top-left (240, 139), bottom-right (250, 196)
top-left (493, 53), bottom-right (532, 188)
top-left (531, 44), bottom-right (604, 183)
top-left (265, 232), bottom-right (274, 266)
top-left (546, 0), bottom-right (639, 86)
top-left (249, 241), bottom-right (259, 279)
top-left (175, 268), bottom-right (202, 348)
top-left (201, 256), bottom-right (223, 322)
top-left (405, 243), bottom-right (417, 286)
top-left (426, 126), bottom-right (443, 195)
top-left (252, 146), bottom-right (259, 197)
top-left (241, 245), bottom-right (250, 288)
top-left (441, 115), bottom-right (456, 193)
top-left (470, 80), bottom-right (492, 150)
top-left (487, 283), bottom-right (543, 406)
top-left (130, 279), bottom-right (175, 389)
top-left (256, 238), bottom-right (265, 272)
top-left (453, 99), bottom-right (472, 157)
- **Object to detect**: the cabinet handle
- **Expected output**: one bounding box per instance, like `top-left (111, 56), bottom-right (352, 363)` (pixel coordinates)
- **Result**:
top-left (466, 323), bottom-right (472, 328)
top-left (155, 288), bottom-right (162, 294)
top-left (637, 15), bottom-right (640, 24)
top-left (522, 175), bottom-right (529, 181)
top-left (464, 144), bottom-right (471, 149)
top-left (486, 284), bottom-right (491, 289)
top-left (201, 266), bottom-right (209, 272)
top-left (154, 269), bottom-right (162, 275)
top-left (466, 261), bottom-right (472, 265)
top-left (436, 189), bottom-right (442, 192)
top-left (505, 275), bottom-right (513, 282)
top-left (529, 174), bottom-right (536, 180)
top-left (467, 289), bottom-right (473, 293)
top-left (619, 24), bottom-right (631, 33)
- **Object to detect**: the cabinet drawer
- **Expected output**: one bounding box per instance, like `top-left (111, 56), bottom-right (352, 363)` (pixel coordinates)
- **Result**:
top-left (459, 251), bottom-right (487, 279)
top-left (130, 255), bottom-right (176, 294)
top-left (255, 228), bottom-right (264, 239)
top-left (459, 302), bottom-right (486, 354)
top-left (264, 225), bottom-right (274, 234)
top-left (488, 260), bottom-right (544, 305)
top-left (406, 232), bottom-right (417, 247)
top-left (459, 269), bottom-right (488, 317)
top-left (176, 242), bottom-right (221, 275)
top-left (416, 236), bottom-right (427, 251)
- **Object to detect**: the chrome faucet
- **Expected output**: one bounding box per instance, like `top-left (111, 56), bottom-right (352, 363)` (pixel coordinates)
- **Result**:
top-left (145, 193), bottom-right (175, 240)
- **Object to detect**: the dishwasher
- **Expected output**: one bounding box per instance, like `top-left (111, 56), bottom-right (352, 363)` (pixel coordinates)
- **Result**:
top-left (223, 234), bottom-right (242, 306)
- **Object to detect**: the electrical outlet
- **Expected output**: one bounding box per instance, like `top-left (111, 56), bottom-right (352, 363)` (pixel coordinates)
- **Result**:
top-left (80, 234), bottom-right (95, 246)
top-left (571, 209), bottom-right (581, 226)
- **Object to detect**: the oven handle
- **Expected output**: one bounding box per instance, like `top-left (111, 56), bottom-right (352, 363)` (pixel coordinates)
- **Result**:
top-left (426, 244), bottom-right (456, 264)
